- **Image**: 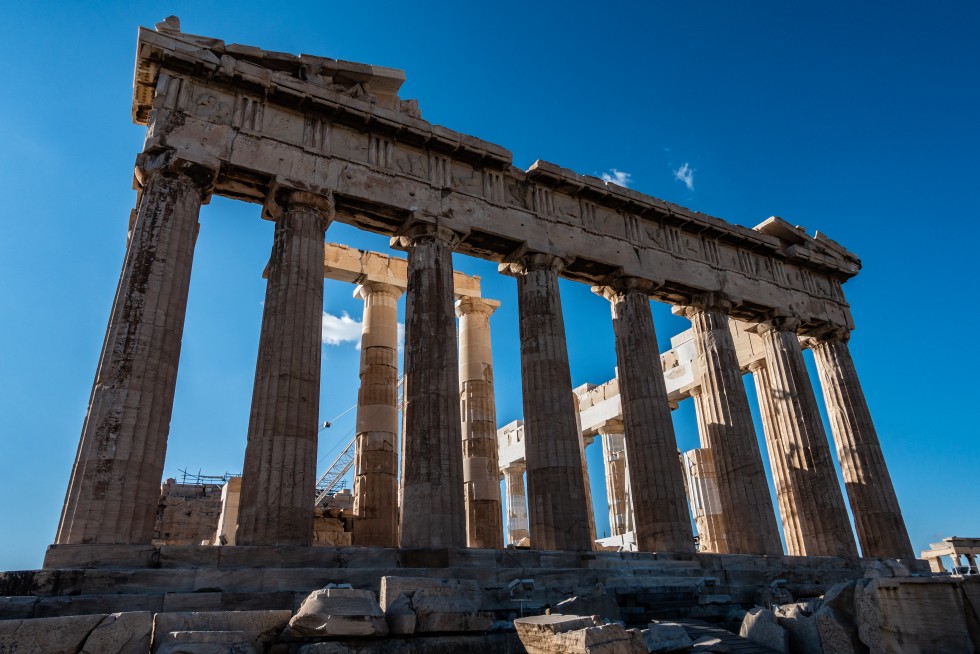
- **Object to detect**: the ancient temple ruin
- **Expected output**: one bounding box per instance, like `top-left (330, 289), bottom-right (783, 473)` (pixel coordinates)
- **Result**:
top-left (4, 18), bottom-right (979, 654)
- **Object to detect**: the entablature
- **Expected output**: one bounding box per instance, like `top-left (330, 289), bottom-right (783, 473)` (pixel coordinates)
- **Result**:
top-left (132, 25), bottom-right (861, 332)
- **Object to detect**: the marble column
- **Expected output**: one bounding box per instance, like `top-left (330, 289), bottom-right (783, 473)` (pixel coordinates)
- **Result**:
top-left (237, 190), bottom-right (333, 546)
top-left (749, 359), bottom-right (798, 555)
top-left (688, 387), bottom-right (729, 553)
top-left (503, 463), bottom-right (530, 545)
top-left (756, 318), bottom-right (858, 558)
top-left (501, 253), bottom-right (592, 551)
top-left (682, 448), bottom-right (726, 553)
top-left (598, 420), bottom-right (629, 538)
top-left (456, 296), bottom-right (504, 549)
top-left (806, 331), bottom-right (914, 559)
top-left (599, 280), bottom-right (693, 552)
top-left (684, 296), bottom-right (782, 555)
top-left (57, 151), bottom-right (216, 545)
top-left (394, 224), bottom-right (466, 548)
top-left (574, 395), bottom-right (599, 547)
top-left (351, 282), bottom-right (403, 547)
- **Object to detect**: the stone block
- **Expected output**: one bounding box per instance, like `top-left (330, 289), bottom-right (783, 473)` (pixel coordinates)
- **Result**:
top-left (287, 587), bottom-right (388, 637)
top-left (42, 544), bottom-right (158, 569)
top-left (856, 577), bottom-right (973, 654)
top-left (739, 607), bottom-right (788, 653)
top-left (159, 545), bottom-right (221, 568)
top-left (0, 613), bottom-right (105, 653)
top-left (294, 632), bottom-right (522, 653)
top-left (774, 602), bottom-right (822, 654)
top-left (80, 611), bottom-right (153, 654)
top-left (813, 605), bottom-right (862, 654)
top-left (163, 591), bottom-right (223, 612)
top-left (639, 620), bottom-right (693, 652)
top-left (820, 579), bottom-right (856, 614)
top-left (380, 576), bottom-right (493, 633)
top-left (384, 592), bottom-right (417, 635)
top-left (34, 592), bottom-right (164, 617)
top-left (691, 636), bottom-right (728, 653)
top-left (155, 630), bottom-right (256, 654)
top-left (556, 583), bottom-right (622, 622)
top-left (513, 614), bottom-right (604, 653)
top-left (962, 577), bottom-right (980, 651)
top-left (0, 596), bottom-right (38, 619)
top-left (152, 610), bottom-right (291, 651)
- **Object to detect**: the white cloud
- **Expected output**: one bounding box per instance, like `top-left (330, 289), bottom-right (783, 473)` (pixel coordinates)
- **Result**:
top-left (673, 163), bottom-right (695, 191)
top-left (321, 311), bottom-right (362, 346)
top-left (601, 168), bottom-right (632, 188)
top-left (321, 311), bottom-right (406, 352)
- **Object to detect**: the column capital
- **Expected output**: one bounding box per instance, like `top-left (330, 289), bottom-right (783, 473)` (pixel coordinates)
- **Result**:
top-left (502, 461), bottom-right (526, 476)
top-left (747, 359), bottom-right (768, 373)
top-left (135, 148), bottom-right (219, 200)
top-left (596, 419), bottom-right (625, 436)
top-left (800, 325), bottom-right (851, 349)
top-left (591, 276), bottom-right (657, 302)
top-left (354, 281), bottom-right (404, 301)
top-left (455, 295), bottom-right (500, 318)
top-left (753, 315), bottom-right (802, 335)
top-left (678, 292), bottom-right (739, 318)
top-left (688, 385), bottom-right (703, 398)
top-left (264, 186), bottom-right (336, 228)
top-left (390, 221), bottom-right (463, 251)
top-left (498, 251), bottom-right (569, 277)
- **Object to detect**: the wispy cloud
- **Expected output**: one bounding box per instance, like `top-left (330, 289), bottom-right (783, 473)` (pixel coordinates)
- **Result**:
top-left (321, 311), bottom-right (405, 352)
top-left (601, 169), bottom-right (633, 188)
top-left (673, 163), bottom-right (695, 191)
top-left (322, 311), bottom-right (362, 346)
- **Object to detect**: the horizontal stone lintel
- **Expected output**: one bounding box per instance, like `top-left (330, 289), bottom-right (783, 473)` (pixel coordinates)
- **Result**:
top-left (133, 26), bottom-right (860, 331)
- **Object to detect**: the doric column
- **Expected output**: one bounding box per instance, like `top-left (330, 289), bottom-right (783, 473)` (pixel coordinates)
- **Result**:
top-left (500, 253), bottom-right (592, 551)
top-left (57, 150), bottom-right (216, 544)
top-left (456, 296), bottom-right (504, 549)
top-left (237, 190), bottom-right (334, 546)
top-left (682, 448), bottom-right (726, 553)
top-left (688, 387), bottom-right (729, 553)
top-left (683, 295), bottom-right (782, 555)
top-left (806, 331), bottom-right (913, 558)
top-left (351, 282), bottom-right (403, 547)
top-left (597, 420), bottom-right (629, 538)
top-left (756, 318), bottom-right (858, 557)
top-left (503, 463), bottom-right (530, 545)
top-left (574, 395), bottom-right (598, 547)
top-left (596, 278), bottom-right (693, 552)
top-left (748, 359), bottom-right (798, 555)
top-left (393, 224), bottom-right (466, 548)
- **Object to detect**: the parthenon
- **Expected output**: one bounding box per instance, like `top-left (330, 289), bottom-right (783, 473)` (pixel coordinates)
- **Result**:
top-left (6, 18), bottom-right (977, 654)
top-left (54, 22), bottom-right (911, 562)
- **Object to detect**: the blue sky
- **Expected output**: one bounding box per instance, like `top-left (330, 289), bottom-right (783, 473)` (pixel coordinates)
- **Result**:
top-left (1, 1), bottom-right (978, 570)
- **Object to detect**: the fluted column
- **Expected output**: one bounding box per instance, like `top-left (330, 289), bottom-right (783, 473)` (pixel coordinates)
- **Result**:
top-left (682, 448), bottom-right (727, 553)
top-left (683, 295), bottom-right (782, 555)
top-left (57, 150), bottom-right (216, 545)
top-left (574, 395), bottom-right (599, 547)
top-left (501, 253), bottom-right (592, 551)
top-left (351, 282), bottom-right (403, 547)
top-left (503, 463), bottom-right (530, 545)
top-left (237, 190), bottom-right (334, 546)
top-left (456, 296), bottom-right (504, 549)
top-left (688, 387), bottom-right (729, 553)
top-left (598, 420), bottom-right (629, 537)
top-left (596, 279), bottom-right (693, 552)
top-left (748, 359), bottom-right (797, 554)
top-left (756, 318), bottom-right (857, 557)
top-left (806, 331), bottom-right (913, 558)
top-left (394, 224), bottom-right (466, 548)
